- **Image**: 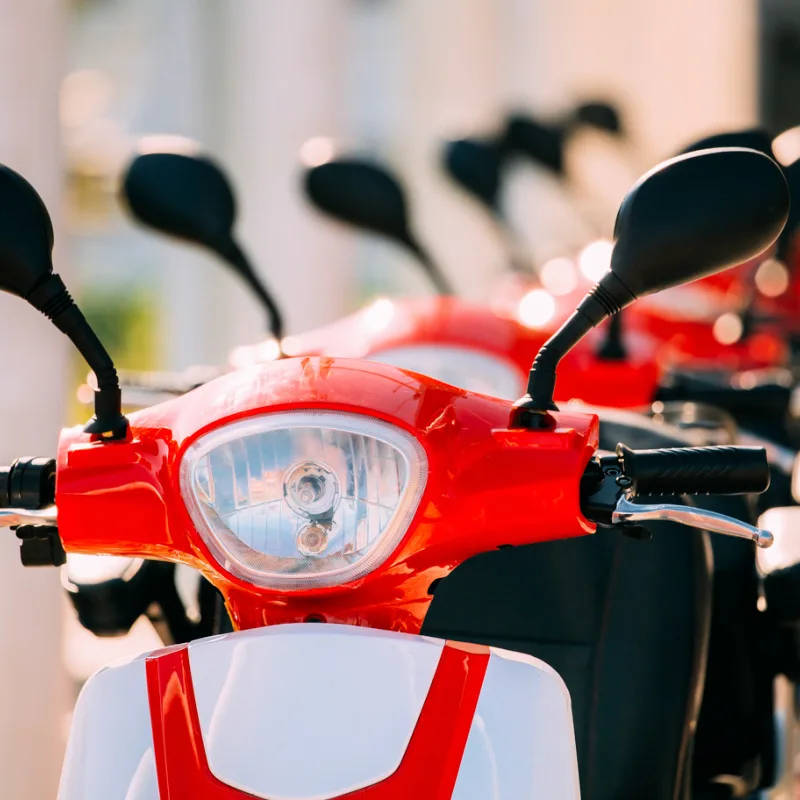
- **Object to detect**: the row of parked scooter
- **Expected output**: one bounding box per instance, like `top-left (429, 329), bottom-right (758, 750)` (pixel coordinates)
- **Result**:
top-left (2, 105), bottom-right (800, 798)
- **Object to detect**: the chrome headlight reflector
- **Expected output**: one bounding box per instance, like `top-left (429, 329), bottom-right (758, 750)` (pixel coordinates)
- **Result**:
top-left (180, 411), bottom-right (427, 590)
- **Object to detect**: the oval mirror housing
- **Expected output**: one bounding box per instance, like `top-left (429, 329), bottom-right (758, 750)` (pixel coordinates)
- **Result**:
top-left (513, 147), bottom-right (790, 426)
top-left (0, 163), bottom-right (128, 439)
top-left (680, 128), bottom-right (775, 159)
top-left (304, 158), bottom-right (413, 247)
top-left (303, 157), bottom-right (453, 294)
top-left (572, 101), bottom-right (623, 135)
top-left (0, 165), bottom-right (55, 297)
top-left (610, 147), bottom-right (789, 299)
top-left (443, 138), bottom-right (504, 213)
top-left (503, 113), bottom-right (564, 174)
top-left (122, 152), bottom-right (237, 256)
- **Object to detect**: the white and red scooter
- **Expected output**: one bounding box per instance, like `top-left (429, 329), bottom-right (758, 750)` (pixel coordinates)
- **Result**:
top-left (0, 148), bottom-right (788, 798)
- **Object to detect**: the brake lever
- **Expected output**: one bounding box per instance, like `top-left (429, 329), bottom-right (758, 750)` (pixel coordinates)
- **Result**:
top-left (0, 506), bottom-right (57, 528)
top-left (613, 495), bottom-right (773, 548)
top-left (581, 453), bottom-right (775, 548)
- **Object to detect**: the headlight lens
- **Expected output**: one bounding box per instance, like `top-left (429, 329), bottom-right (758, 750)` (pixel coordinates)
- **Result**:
top-left (367, 345), bottom-right (524, 400)
top-left (180, 411), bottom-right (427, 590)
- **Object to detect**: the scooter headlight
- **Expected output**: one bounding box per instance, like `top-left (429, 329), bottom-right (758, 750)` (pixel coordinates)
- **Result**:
top-left (180, 411), bottom-right (427, 590)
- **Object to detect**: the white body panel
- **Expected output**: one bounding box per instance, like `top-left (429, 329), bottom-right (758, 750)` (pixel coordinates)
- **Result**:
top-left (453, 647), bottom-right (581, 799)
top-left (59, 624), bottom-right (580, 799)
top-left (367, 344), bottom-right (525, 400)
top-left (58, 653), bottom-right (159, 800)
top-left (189, 624), bottom-right (444, 799)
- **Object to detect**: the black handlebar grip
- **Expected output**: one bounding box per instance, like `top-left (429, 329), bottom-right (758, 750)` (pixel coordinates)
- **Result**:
top-left (616, 443), bottom-right (770, 496)
top-left (0, 458), bottom-right (56, 509)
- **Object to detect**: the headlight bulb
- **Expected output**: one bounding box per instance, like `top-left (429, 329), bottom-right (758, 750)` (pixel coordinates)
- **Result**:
top-left (283, 460), bottom-right (340, 519)
top-left (296, 524), bottom-right (329, 557)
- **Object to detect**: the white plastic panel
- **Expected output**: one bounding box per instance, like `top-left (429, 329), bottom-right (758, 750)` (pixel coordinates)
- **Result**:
top-left (452, 647), bottom-right (581, 799)
top-left (367, 345), bottom-right (525, 400)
top-left (58, 655), bottom-right (159, 800)
top-left (757, 506), bottom-right (800, 573)
top-left (188, 623), bottom-right (445, 800)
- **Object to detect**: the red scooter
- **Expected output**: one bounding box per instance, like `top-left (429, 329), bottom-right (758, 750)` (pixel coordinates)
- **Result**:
top-left (0, 148), bottom-right (788, 798)
top-left (111, 140), bottom-right (800, 797)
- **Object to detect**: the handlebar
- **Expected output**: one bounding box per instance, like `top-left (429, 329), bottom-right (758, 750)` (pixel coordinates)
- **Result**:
top-left (581, 441), bottom-right (773, 547)
top-left (615, 443), bottom-right (769, 496)
top-left (0, 457), bottom-right (55, 509)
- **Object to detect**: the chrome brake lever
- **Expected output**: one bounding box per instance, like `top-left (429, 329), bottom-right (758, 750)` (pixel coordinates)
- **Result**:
top-left (0, 507), bottom-right (57, 529)
top-left (612, 495), bottom-right (773, 549)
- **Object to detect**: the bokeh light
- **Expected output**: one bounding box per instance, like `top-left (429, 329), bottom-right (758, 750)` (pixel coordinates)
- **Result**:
top-left (540, 257), bottom-right (578, 296)
top-left (578, 240), bottom-right (613, 282)
top-left (300, 137), bottom-right (336, 167)
top-left (517, 288), bottom-right (556, 328)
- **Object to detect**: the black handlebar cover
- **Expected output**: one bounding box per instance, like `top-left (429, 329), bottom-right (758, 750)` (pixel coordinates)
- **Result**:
top-left (0, 458), bottom-right (56, 509)
top-left (616, 443), bottom-right (769, 496)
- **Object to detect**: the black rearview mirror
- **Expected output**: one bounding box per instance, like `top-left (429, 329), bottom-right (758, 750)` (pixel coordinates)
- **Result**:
top-left (304, 159), bottom-right (410, 246)
top-left (0, 166), bottom-right (55, 298)
top-left (0, 164), bottom-right (127, 439)
top-left (679, 128), bottom-right (775, 159)
top-left (512, 147), bottom-right (790, 428)
top-left (442, 138), bottom-right (504, 215)
top-left (303, 158), bottom-right (453, 294)
top-left (123, 152), bottom-right (236, 255)
top-left (503, 114), bottom-right (565, 175)
top-left (571, 102), bottom-right (623, 135)
top-left (610, 147), bottom-right (788, 297)
top-left (122, 150), bottom-right (283, 338)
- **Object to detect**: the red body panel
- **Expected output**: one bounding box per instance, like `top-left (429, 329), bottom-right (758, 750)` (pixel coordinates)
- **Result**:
top-left (276, 297), bottom-right (661, 408)
top-left (269, 258), bottom-right (791, 412)
top-left (57, 357), bottom-right (598, 633)
top-left (146, 641), bottom-right (489, 799)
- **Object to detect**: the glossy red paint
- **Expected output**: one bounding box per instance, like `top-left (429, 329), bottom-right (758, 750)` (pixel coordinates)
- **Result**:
top-left (275, 296), bottom-right (661, 408)
top-left (57, 357), bottom-right (598, 633)
top-left (146, 640), bottom-right (489, 799)
top-left (630, 283), bottom-right (787, 370)
top-left (235, 284), bottom-right (786, 417)
top-left (146, 646), bottom-right (259, 799)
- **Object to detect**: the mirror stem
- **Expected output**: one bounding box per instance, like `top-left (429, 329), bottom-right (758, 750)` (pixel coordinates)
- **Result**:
top-left (27, 274), bottom-right (129, 441)
top-left (510, 272), bottom-right (634, 428)
top-left (217, 239), bottom-right (285, 342)
top-left (407, 240), bottom-right (454, 296)
top-left (596, 311), bottom-right (627, 360)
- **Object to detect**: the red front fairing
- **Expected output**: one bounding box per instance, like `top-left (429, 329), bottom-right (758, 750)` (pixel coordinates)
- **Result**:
top-left (57, 357), bottom-right (598, 634)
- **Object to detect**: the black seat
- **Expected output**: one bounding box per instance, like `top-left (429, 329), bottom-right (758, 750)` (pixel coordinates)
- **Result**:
top-left (422, 523), bottom-right (712, 800)
top-left (594, 413), bottom-right (777, 796)
top-left (690, 497), bottom-right (773, 799)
